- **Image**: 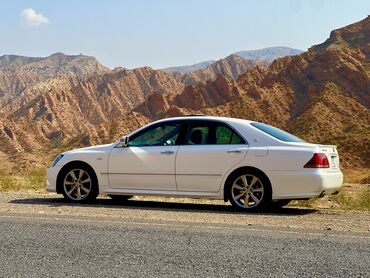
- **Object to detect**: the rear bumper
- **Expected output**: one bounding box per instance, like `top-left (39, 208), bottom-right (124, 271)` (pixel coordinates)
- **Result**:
top-left (268, 169), bottom-right (344, 200)
top-left (46, 166), bottom-right (61, 193)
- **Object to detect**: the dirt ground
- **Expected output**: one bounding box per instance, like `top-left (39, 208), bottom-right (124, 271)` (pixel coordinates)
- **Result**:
top-left (0, 191), bottom-right (369, 234)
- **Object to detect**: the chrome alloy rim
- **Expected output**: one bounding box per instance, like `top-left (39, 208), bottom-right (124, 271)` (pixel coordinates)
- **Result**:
top-left (231, 174), bottom-right (264, 208)
top-left (63, 169), bottom-right (92, 201)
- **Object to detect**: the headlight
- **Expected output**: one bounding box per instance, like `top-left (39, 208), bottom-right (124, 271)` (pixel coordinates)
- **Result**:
top-left (51, 154), bottom-right (64, 167)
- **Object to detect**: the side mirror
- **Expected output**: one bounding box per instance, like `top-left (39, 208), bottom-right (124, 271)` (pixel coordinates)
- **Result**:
top-left (120, 135), bottom-right (129, 147)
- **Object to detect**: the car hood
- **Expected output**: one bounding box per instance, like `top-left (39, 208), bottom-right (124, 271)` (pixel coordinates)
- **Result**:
top-left (63, 143), bottom-right (116, 155)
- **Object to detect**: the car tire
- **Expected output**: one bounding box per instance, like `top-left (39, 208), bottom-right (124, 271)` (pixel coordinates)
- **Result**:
top-left (60, 163), bottom-right (99, 203)
top-left (227, 169), bottom-right (272, 211)
top-left (108, 195), bottom-right (133, 201)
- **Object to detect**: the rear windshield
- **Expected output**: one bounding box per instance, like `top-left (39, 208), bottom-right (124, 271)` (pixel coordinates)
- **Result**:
top-left (251, 122), bottom-right (304, 142)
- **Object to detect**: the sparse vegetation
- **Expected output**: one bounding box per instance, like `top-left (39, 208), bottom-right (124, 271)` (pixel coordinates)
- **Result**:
top-left (0, 168), bottom-right (46, 192)
top-left (291, 183), bottom-right (370, 211)
top-left (328, 190), bottom-right (370, 211)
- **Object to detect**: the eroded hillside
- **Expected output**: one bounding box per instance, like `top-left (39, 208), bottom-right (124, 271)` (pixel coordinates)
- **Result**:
top-left (0, 16), bottom-right (369, 182)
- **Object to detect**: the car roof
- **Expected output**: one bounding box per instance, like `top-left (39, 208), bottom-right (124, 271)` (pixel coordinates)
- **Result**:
top-left (153, 115), bottom-right (254, 125)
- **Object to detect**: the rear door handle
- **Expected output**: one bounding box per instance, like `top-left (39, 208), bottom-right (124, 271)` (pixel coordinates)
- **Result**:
top-left (160, 150), bottom-right (175, 155)
top-left (227, 149), bottom-right (242, 154)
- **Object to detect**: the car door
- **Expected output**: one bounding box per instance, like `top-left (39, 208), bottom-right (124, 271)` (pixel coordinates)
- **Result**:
top-left (175, 120), bottom-right (248, 192)
top-left (108, 120), bottom-right (186, 191)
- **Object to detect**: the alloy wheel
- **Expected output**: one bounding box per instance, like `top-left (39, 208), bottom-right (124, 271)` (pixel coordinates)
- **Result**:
top-left (63, 169), bottom-right (92, 201)
top-left (231, 174), bottom-right (264, 209)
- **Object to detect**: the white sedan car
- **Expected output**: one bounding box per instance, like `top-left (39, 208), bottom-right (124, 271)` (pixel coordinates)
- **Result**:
top-left (46, 116), bottom-right (343, 211)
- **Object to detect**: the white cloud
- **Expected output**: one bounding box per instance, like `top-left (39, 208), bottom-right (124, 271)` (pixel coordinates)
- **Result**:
top-left (20, 8), bottom-right (49, 27)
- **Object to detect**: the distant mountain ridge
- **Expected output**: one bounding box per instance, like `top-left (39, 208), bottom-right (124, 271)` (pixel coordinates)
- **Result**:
top-left (234, 46), bottom-right (303, 62)
top-left (0, 55), bottom-right (42, 69)
top-left (163, 60), bottom-right (215, 74)
top-left (162, 46), bottom-right (303, 73)
top-left (0, 52), bottom-right (109, 76)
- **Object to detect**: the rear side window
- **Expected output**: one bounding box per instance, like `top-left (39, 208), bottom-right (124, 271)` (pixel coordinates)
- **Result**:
top-left (216, 126), bottom-right (244, 144)
top-left (187, 122), bottom-right (245, 145)
top-left (251, 122), bottom-right (304, 142)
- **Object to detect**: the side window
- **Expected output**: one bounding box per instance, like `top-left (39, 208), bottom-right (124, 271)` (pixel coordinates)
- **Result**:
top-left (215, 126), bottom-right (233, 144)
top-left (230, 132), bottom-right (245, 144)
top-left (216, 125), bottom-right (244, 144)
top-left (187, 124), bottom-right (209, 145)
top-left (187, 122), bottom-right (245, 145)
top-left (128, 123), bottom-right (182, 147)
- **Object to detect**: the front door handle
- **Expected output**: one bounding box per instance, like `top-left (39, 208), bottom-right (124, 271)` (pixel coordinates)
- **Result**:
top-left (160, 150), bottom-right (175, 155)
top-left (227, 149), bottom-right (242, 154)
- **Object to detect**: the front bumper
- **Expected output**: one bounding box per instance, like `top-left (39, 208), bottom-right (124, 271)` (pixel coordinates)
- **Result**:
top-left (46, 166), bottom-right (61, 193)
top-left (268, 169), bottom-right (344, 200)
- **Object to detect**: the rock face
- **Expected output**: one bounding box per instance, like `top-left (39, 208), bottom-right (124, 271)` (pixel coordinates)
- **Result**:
top-left (310, 16), bottom-right (370, 51)
top-left (0, 53), bottom-right (186, 170)
top-left (181, 55), bottom-right (269, 85)
top-left (174, 76), bottom-right (241, 110)
top-left (134, 75), bottom-right (241, 117)
top-left (0, 17), bottom-right (369, 183)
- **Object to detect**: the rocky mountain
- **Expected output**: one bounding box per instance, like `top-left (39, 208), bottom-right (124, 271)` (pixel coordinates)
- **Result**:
top-left (0, 17), bottom-right (369, 183)
top-left (0, 53), bottom-right (110, 107)
top-left (234, 46), bottom-right (303, 62)
top-left (128, 16), bottom-right (370, 182)
top-left (180, 55), bottom-right (269, 85)
top-left (0, 54), bottom-right (186, 170)
top-left (0, 52), bottom-right (109, 76)
top-left (1, 49), bottom-right (266, 171)
top-left (0, 55), bottom-right (42, 69)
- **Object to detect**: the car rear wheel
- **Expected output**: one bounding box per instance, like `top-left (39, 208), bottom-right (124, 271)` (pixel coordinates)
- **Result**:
top-left (61, 165), bottom-right (98, 203)
top-left (108, 195), bottom-right (133, 201)
top-left (228, 171), bottom-right (271, 211)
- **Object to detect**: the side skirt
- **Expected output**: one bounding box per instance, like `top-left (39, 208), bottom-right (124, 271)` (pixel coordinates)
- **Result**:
top-left (102, 188), bottom-right (224, 200)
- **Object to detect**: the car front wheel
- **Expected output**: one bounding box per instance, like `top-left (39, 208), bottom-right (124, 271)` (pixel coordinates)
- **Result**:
top-left (61, 165), bottom-right (98, 203)
top-left (228, 170), bottom-right (271, 211)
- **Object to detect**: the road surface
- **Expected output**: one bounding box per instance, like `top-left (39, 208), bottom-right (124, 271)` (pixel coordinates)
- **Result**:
top-left (0, 193), bottom-right (369, 277)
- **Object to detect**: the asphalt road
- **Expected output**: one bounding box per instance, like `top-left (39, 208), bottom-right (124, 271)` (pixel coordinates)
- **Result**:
top-left (0, 212), bottom-right (369, 277)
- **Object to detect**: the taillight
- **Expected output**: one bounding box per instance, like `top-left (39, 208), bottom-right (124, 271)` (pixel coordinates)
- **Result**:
top-left (304, 153), bottom-right (329, 168)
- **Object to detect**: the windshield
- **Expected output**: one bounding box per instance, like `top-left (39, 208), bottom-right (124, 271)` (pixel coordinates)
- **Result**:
top-left (251, 122), bottom-right (304, 142)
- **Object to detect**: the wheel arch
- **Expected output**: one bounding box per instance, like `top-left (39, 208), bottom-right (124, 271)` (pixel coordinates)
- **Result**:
top-left (223, 166), bottom-right (272, 202)
top-left (56, 160), bottom-right (99, 194)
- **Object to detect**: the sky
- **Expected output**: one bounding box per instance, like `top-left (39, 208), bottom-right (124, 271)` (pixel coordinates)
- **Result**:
top-left (0, 0), bottom-right (368, 69)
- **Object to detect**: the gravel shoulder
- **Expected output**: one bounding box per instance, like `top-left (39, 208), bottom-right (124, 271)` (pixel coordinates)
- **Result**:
top-left (0, 192), bottom-right (369, 234)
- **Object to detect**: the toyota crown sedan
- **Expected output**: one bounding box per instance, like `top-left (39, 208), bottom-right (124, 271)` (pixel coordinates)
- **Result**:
top-left (46, 116), bottom-right (343, 211)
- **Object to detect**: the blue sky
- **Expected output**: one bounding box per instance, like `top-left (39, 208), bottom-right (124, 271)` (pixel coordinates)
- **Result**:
top-left (0, 0), bottom-right (368, 69)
